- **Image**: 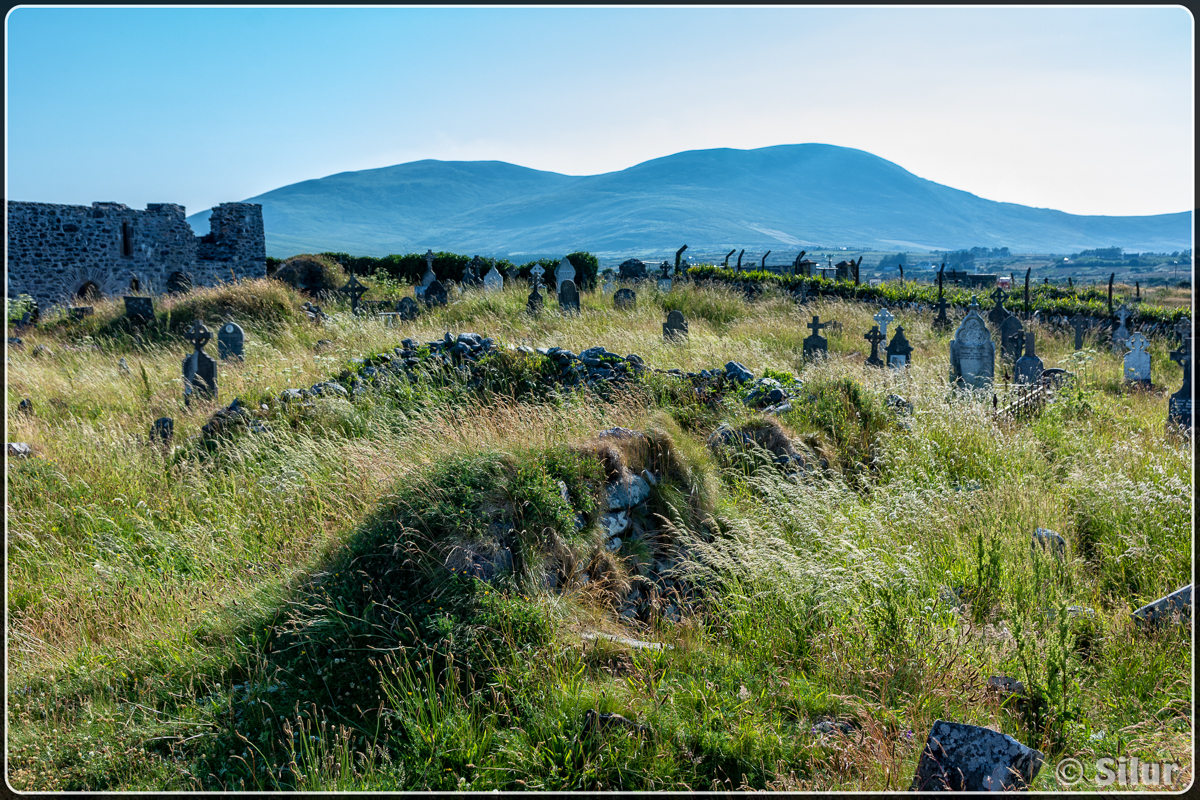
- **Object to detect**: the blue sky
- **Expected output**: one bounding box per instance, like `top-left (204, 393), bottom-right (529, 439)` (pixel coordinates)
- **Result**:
top-left (5, 6), bottom-right (1194, 219)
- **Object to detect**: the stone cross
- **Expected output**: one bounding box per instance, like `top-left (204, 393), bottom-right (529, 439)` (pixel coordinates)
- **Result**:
top-left (182, 320), bottom-right (217, 405)
top-left (1123, 332), bottom-right (1151, 385)
top-left (932, 296), bottom-right (950, 330)
top-left (987, 286), bottom-right (1009, 330)
top-left (1168, 336), bottom-right (1191, 429)
top-left (950, 299), bottom-right (995, 390)
top-left (1113, 304), bottom-right (1131, 350)
top-left (1071, 313), bottom-right (1089, 351)
top-left (864, 325), bottom-right (885, 367)
top-left (554, 257), bottom-right (576, 294)
top-left (483, 264), bottom-right (504, 293)
top-left (557, 279), bottom-right (580, 314)
top-left (803, 315), bottom-right (829, 360)
top-left (423, 249), bottom-right (436, 275)
top-left (886, 325), bottom-right (913, 369)
top-left (873, 308), bottom-right (895, 340)
top-left (217, 320), bottom-right (245, 360)
top-left (614, 287), bottom-right (636, 310)
top-left (1013, 331), bottom-right (1044, 385)
top-left (339, 274), bottom-right (368, 313)
top-left (999, 314), bottom-right (1024, 362)
top-left (1175, 317), bottom-right (1191, 343)
top-left (663, 309), bottom-right (688, 342)
top-left (462, 256), bottom-right (484, 287)
top-left (529, 262), bottom-right (547, 290)
top-left (526, 281), bottom-right (544, 317)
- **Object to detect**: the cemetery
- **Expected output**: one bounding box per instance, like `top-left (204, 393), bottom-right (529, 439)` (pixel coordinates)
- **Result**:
top-left (4, 255), bottom-right (1193, 792)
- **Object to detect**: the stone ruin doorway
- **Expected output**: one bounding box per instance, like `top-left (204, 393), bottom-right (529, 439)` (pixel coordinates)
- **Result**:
top-left (75, 281), bottom-right (102, 302)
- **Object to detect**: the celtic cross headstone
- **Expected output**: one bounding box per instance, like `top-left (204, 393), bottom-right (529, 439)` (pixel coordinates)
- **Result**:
top-left (873, 308), bottom-right (895, 341)
top-left (339, 274), bottom-right (368, 314)
top-left (1071, 313), bottom-right (1089, 351)
top-left (1113, 304), bottom-right (1132, 351)
top-left (182, 320), bottom-right (217, 405)
top-left (1123, 332), bottom-right (1151, 385)
top-left (1168, 336), bottom-right (1191, 429)
top-left (864, 326), bottom-right (885, 367)
top-left (803, 315), bottom-right (829, 360)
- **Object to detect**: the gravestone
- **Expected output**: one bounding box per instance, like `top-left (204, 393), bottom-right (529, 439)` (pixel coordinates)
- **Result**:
top-left (150, 417), bottom-right (174, 445)
top-left (483, 264), bottom-right (504, 293)
top-left (873, 308), bottom-right (895, 341)
top-left (987, 286), bottom-right (1009, 330)
top-left (463, 256), bottom-right (485, 287)
top-left (886, 325), bottom-right (913, 369)
top-left (657, 276), bottom-right (673, 293)
top-left (70, 306), bottom-right (94, 319)
top-left (182, 320), bottom-right (218, 406)
top-left (803, 315), bottom-right (829, 360)
top-left (397, 296), bottom-right (419, 321)
top-left (999, 314), bottom-right (1025, 362)
top-left (1168, 336), bottom-right (1191, 429)
top-left (554, 257), bottom-right (576, 294)
top-left (949, 298), bottom-right (995, 390)
top-left (1013, 332), bottom-right (1044, 385)
top-left (423, 279), bottom-right (448, 308)
top-left (614, 287), bottom-right (637, 310)
top-left (601, 270), bottom-right (617, 295)
top-left (910, 720), bottom-right (1043, 791)
top-left (1071, 313), bottom-right (1089, 351)
top-left (529, 262), bottom-right (548, 291)
top-left (663, 310), bottom-right (688, 342)
top-left (421, 250), bottom-right (437, 287)
top-left (618, 258), bottom-right (648, 282)
top-left (339, 274), bottom-right (368, 313)
top-left (1112, 304), bottom-right (1131, 350)
top-left (932, 296), bottom-right (951, 331)
top-left (217, 321), bottom-right (245, 360)
top-left (1123, 332), bottom-right (1151, 385)
top-left (558, 279), bottom-right (580, 314)
top-left (527, 282), bottom-right (544, 316)
top-left (864, 325), bottom-right (886, 368)
top-left (1174, 317), bottom-right (1191, 343)
top-left (124, 296), bottom-right (154, 325)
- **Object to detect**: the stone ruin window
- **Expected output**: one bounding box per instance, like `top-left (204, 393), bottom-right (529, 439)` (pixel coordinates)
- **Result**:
top-left (129, 275), bottom-right (141, 292)
top-left (121, 222), bottom-right (134, 257)
top-left (76, 281), bottom-right (102, 302)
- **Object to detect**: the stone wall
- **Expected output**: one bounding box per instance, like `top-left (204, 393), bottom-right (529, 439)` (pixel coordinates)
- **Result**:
top-left (5, 200), bottom-right (266, 309)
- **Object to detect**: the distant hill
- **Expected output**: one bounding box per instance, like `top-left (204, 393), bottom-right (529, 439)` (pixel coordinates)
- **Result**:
top-left (187, 144), bottom-right (1193, 259)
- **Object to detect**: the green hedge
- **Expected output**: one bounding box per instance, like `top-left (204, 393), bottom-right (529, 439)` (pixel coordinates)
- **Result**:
top-left (319, 250), bottom-right (599, 291)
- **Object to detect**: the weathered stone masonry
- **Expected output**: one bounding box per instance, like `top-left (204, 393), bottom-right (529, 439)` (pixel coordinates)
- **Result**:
top-left (5, 200), bottom-right (265, 309)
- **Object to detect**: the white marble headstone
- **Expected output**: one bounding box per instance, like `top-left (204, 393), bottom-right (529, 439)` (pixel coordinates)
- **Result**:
top-left (949, 301), bottom-right (995, 390)
top-left (483, 265), bottom-right (504, 293)
top-left (1123, 332), bottom-right (1151, 383)
top-left (554, 257), bottom-right (576, 294)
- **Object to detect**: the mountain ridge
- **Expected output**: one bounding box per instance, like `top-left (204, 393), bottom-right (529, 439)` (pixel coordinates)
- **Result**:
top-left (186, 144), bottom-right (1192, 258)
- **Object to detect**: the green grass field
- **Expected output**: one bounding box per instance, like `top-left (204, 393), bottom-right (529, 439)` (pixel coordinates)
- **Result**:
top-left (5, 276), bottom-right (1192, 791)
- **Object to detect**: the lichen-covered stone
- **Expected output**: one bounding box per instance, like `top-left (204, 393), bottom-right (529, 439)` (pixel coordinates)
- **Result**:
top-left (910, 719), bottom-right (1043, 791)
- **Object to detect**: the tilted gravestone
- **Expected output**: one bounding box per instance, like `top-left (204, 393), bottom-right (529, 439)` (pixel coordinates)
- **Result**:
top-left (124, 296), bottom-right (154, 325)
top-left (999, 314), bottom-right (1024, 362)
top-left (950, 298), bottom-right (995, 390)
top-left (558, 279), bottom-right (580, 314)
top-left (423, 279), bottom-right (448, 308)
top-left (873, 308), bottom-right (895, 341)
top-left (910, 720), bottom-right (1043, 791)
top-left (802, 315), bottom-right (829, 360)
top-left (483, 264), bottom-right (504, 293)
top-left (864, 325), bottom-right (885, 368)
top-left (217, 321), bottom-right (245, 360)
top-left (886, 325), bottom-right (913, 369)
top-left (526, 282), bottom-right (544, 317)
top-left (663, 310), bottom-right (688, 342)
top-left (554, 257), bottom-right (576, 295)
top-left (1071, 313), bottom-right (1089, 351)
top-left (397, 296), bottom-right (419, 320)
top-left (614, 287), bottom-right (637, 311)
top-left (1123, 332), bottom-right (1151, 385)
top-left (1168, 336), bottom-right (1191, 429)
top-left (1013, 331), bottom-right (1044, 385)
top-left (1112, 304), bottom-right (1132, 351)
top-left (182, 320), bottom-right (218, 406)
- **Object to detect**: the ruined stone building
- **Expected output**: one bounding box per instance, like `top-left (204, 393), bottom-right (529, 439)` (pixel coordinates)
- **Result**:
top-left (5, 200), bottom-right (266, 310)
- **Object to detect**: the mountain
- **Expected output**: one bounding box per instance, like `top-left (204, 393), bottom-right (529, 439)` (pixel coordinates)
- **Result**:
top-left (186, 144), bottom-right (1193, 258)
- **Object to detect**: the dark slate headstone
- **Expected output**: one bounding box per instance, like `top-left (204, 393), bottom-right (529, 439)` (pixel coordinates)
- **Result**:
top-left (70, 306), bottom-right (94, 320)
top-left (618, 258), bottom-right (649, 282)
top-left (910, 720), bottom-right (1043, 791)
top-left (423, 279), bottom-right (448, 308)
top-left (527, 283), bottom-right (544, 317)
top-left (999, 314), bottom-right (1024, 362)
top-left (558, 279), bottom-right (580, 314)
top-left (802, 315), bottom-right (828, 360)
top-left (463, 255), bottom-right (485, 287)
top-left (886, 325), bottom-right (913, 369)
top-left (864, 326), bottom-right (885, 368)
top-left (1013, 331), bottom-right (1044, 385)
top-left (18, 398), bottom-right (34, 415)
top-left (217, 321), bottom-right (245, 360)
top-left (1071, 313), bottom-right (1089, 351)
top-left (986, 287), bottom-right (1010, 330)
top-left (1168, 335), bottom-right (1191, 429)
top-left (150, 417), bottom-right (174, 444)
top-left (397, 296), bottom-right (419, 321)
top-left (124, 296), bottom-right (154, 325)
top-left (663, 310), bottom-right (688, 341)
top-left (614, 287), bottom-right (637, 310)
top-left (182, 321), bottom-right (218, 406)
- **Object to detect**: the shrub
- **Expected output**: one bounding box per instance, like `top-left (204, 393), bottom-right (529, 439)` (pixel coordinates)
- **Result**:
top-left (272, 254), bottom-right (348, 297)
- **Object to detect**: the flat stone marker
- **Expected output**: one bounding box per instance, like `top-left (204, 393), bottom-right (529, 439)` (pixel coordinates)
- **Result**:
top-left (483, 264), bottom-right (504, 293)
top-left (182, 320), bottom-right (218, 406)
top-left (1168, 336), bottom-right (1191, 429)
top-left (1123, 332), bottom-right (1151, 385)
top-left (950, 298), bottom-right (995, 390)
top-left (554, 257), bottom-right (576, 295)
top-left (1071, 313), bottom-right (1089, 351)
top-left (217, 321), bottom-right (245, 360)
top-left (864, 325), bottom-right (885, 368)
top-left (663, 309), bottom-right (688, 342)
top-left (1000, 314), bottom-right (1024, 362)
top-left (886, 325), bottom-right (912, 369)
top-left (397, 296), bottom-right (419, 321)
top-left (558, 279), bottom-right (580, 314)
top-left (124, 296), bottom-right (154, 325)
top-left (1113, 304), bottom-right (1132, 351)
top-left (1013, 331), bottom-right (1044, 385)
top-left (803, 315), bottom-right (828, 360)
top-left (910, 719), bottom-right (1044, 791)
top-left (614, 287), bottom-right (636, 310)
top-left (1132, 584), bottom-right (1192, 627)
top-left (873, 308), bottom-right (894, 341)
top-left (423, 279), bottom-right (448, 308)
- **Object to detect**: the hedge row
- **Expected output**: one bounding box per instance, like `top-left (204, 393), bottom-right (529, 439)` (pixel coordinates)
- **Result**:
top-left (318, 251), bottom-right (601, 292)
